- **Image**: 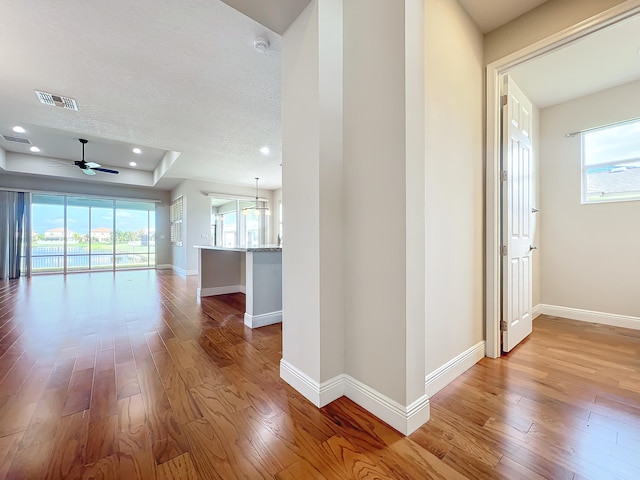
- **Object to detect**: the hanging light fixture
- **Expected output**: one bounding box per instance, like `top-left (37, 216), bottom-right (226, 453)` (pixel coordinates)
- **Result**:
top-left (243, 177), bottom-right (271, 216)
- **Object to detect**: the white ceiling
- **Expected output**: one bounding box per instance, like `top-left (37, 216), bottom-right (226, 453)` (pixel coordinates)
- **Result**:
top-left (458, 0), bottom-right (550, 33)
top-left (508, 13), bottom-right (640, 108)
top-left (1, 0), bottom-right (638, 192)
top-left (0, 0), bottom-right (299, 191)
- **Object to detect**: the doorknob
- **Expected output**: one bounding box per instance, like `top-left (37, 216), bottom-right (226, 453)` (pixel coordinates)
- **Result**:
top-left (531, 208), bottom-right (539, 213)
top-left (529, 246), bottom-right (538, 252)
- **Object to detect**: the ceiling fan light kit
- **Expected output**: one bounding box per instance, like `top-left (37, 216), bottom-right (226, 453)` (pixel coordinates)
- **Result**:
top-left (74, 138), bottom-right (120, 176)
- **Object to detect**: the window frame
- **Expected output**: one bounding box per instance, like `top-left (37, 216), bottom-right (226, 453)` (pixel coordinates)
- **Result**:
top-left (581, 118), bottom-right (640, 205)
top-left (170, 196), bottom-right (184, 246)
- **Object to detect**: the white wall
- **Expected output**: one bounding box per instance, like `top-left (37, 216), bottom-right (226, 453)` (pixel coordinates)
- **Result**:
top-left (484, 0), bottom-right (628, 64)
top-left (343, 0), bottom-right (428, 405)
top-left (170, 179), bottom-right (272, 274)
top-left (0, 172), bottom-right (172, 266)
top-left (343, 0), bottom-right (407, 401)
top-left (424, 0), bottom-right (484, 374)
top-left (281, 0), bottom-right (344, 384)
top-left (539, 79), bottom-right (640, 317)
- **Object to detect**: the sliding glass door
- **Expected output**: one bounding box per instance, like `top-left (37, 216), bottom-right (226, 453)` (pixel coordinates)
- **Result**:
top-left (30, 193), bottom-right (155, 274)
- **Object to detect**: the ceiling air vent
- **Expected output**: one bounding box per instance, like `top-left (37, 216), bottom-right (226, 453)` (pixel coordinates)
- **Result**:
top-left (2, 135), bottom-right (31, 144)
top-left (35, 90), bottom-right (78, 111)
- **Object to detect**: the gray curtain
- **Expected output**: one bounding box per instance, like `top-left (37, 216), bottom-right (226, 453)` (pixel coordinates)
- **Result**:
top-left (0, 191), bottom-right (31, 280)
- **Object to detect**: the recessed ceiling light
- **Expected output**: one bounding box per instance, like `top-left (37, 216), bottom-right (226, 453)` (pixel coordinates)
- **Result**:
top-left (129, 161), bottom-right (137, 167)
top-left (30, 146), bottom-right (40, 153)
top-left (132, 147), bottom-right (142, 154)
top-left (12, 126), bottom-right (26, 133)
top-left (260, 146), bottom-right (270, 155)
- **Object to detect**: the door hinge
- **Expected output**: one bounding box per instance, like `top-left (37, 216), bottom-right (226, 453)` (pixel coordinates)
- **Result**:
top-left (500, 320), bottom-right (507, 331)
top-left (500, 170), bottom-right (508, 182)
top-left (501, 245), bottom-right (507, 256)
top-left (501, 94), bottom-right (508, 106)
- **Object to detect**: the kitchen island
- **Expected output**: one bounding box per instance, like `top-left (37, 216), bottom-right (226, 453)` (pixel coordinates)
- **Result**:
top-left (193, 245), bottom-right (282, 328)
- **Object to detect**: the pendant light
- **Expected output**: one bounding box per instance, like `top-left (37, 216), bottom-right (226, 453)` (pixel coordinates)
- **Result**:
top-left (243, 177), bottom-right (270, 216)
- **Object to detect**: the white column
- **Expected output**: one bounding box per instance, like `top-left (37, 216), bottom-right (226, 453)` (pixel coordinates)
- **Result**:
top-left (280, 0), bottom-right (345, 406)
top-left (281, 0), bottom-right (427, 435)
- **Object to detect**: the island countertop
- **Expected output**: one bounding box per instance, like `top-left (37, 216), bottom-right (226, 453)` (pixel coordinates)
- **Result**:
top-left (193, 245), bottom-right (282, 253)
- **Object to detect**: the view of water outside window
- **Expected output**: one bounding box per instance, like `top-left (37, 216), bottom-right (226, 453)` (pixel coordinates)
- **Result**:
top-left (30, 194), bottom-right (156, 273)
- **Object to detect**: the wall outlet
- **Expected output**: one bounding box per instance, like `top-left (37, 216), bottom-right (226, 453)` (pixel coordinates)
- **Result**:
top-left (201, 233), bottom-right (209, 239)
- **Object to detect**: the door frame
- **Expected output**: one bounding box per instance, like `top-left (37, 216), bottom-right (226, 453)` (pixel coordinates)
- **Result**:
top-left (485, 0), bottom-right (640, 358)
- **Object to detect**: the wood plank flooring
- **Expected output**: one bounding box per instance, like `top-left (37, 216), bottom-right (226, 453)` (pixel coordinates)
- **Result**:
top-left (1, 270), bottom-right (639, 479)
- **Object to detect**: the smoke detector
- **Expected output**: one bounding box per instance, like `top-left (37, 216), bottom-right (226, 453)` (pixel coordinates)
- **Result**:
top-left (253, 38), bottom-right (270, 53)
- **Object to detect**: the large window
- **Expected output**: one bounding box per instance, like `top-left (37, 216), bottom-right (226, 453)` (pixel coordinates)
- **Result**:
top-left (211, 197), bottom-right (269, 248)
top-left (582, 118), bottom-right (640, 204)
top-left (30, 194), bottom-right (156, 273)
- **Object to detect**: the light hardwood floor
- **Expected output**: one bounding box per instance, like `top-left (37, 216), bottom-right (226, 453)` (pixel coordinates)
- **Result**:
top-left (0, 270), bottom-right (639, 479)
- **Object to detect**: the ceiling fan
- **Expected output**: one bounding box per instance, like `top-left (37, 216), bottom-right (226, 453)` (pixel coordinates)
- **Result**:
top-left (73, 138), bottom-right (119, 176)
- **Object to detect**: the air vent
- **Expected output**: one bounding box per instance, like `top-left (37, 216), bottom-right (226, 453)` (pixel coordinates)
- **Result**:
top-left (34, 90), bottom-right (78, 111)
top-left (2, 135), bottom-right (31, 144)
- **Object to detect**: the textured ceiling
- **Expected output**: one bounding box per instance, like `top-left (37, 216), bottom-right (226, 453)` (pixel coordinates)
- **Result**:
top-left (2, 0), bottom-right (634, 192)
top-left (0, 0), bottom-right (290, 190)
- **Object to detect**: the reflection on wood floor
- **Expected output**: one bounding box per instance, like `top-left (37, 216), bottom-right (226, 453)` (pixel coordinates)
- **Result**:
top-left (0, 270), bottom-right (639, 479)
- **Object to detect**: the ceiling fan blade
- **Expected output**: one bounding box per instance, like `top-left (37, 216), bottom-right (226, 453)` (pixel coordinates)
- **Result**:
top-left (82, 168), bottom-right (97, 176)
top-left (85, 161), bottom-right (101, 168)
top-left (93, 167), bottom-right (120, 175)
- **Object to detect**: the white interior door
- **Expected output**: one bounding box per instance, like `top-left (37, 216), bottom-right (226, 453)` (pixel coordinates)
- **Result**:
top-left (501, 75), bottom-right (534, 353)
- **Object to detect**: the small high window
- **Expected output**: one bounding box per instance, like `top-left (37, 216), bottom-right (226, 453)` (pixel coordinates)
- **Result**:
top-left (582, 118), bottom-right (640, 204)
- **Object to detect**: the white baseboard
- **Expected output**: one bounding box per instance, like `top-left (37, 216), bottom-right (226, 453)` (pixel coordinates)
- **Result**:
top-left (343, 374), bottom-right (430, 435)
top-left (280, 360), bottom-right (342, 407)
top-left (532, 304), bottom-right (542, 319)
top-left (538, 304), bottom-right (640, 331)
top-left (279, 360), bottom-right (430, 435)
top-left (155, 264), bottom-right (172, 270)
top-left (197, 285), bottom-right (244, 297)
top-left (169, 265), bottom-right (198, 276)
top-left (244, 310), bottom-right (282, 328)
top-left (425, 341), bottom-right (485, 398)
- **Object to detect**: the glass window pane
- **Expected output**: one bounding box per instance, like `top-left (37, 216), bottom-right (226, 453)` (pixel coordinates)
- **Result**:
top-left (584, 120), bottom-right (640, 166)
top-left (31, 194), bottom-right (65, 273)
top-left (66, 197), bottom-right (90, 271)
top-left (582, 119), bottom-right (640, 203)
top-left (115, 200), bottom-right (154, 269)
top-left (30, 194), bottom-right (155, 274)
top-left (91, 254), bottom-right (114, 270)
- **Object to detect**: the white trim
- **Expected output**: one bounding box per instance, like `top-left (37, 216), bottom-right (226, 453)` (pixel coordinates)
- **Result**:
top-left (279, 360), bottom-right (344, 407)
top-left (485, 0), bottom-right (640, 360)
top-left (244, 310), bottom-right (282, 328)
top-left (532, 304), bottom-right (542, 319)
top-left (343, 375), bottom-right (430, 436)
top-left (197, 285), bottom-right (245, 297)
top-left (424, 341), bottom-right (485, 398)
top-left (171, 265), bottom-right (188, 276)
top-left (538, 304), bottom-right (640, 331)
top-left (279, 361), bottom-right (430, 435)
top-left (155, 264), bottom-right (172, 270)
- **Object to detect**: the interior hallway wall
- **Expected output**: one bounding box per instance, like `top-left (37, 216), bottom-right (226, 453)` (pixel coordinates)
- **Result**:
top-left (424, 0), bottom-right (484, 377)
